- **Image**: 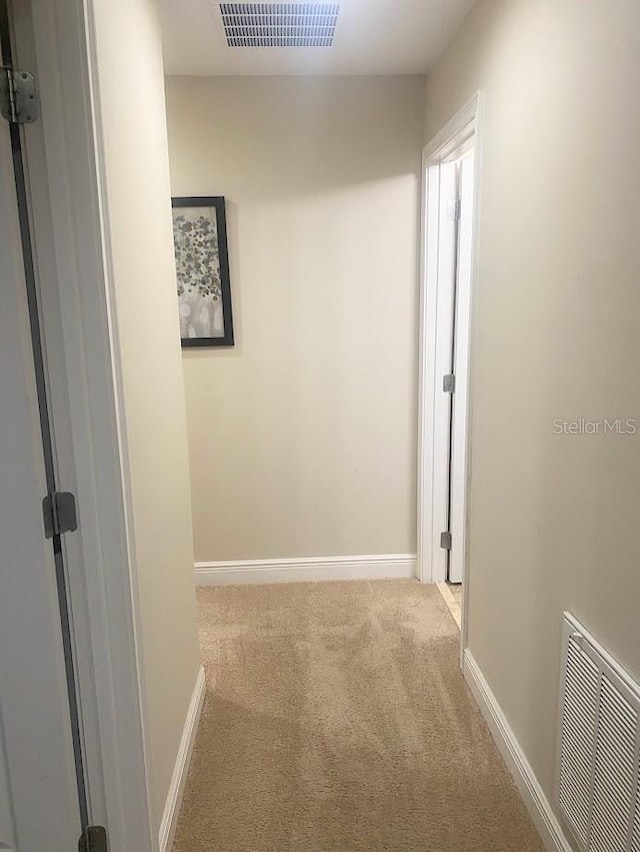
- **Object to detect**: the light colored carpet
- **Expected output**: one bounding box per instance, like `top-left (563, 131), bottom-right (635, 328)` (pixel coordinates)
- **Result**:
top-left (173, 580), bottom-right (544, 852)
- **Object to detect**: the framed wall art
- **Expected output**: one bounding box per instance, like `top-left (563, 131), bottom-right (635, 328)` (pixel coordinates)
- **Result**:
top-left (171, 196), bottom-right (234, 347)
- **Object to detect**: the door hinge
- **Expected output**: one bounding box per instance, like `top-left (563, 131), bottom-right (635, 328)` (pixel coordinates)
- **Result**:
top-left (79, 826), bottom-right (108, 852)
top-left (0, 66), bottom-right (38, 125)
top-left (440, 531), bottom-right (452, 551)
top-left (443, 373), bottom-right (456, 394)
top-left (42, 491), bottom-right (78, 539)
top-left (448, 198), bottom-right (461, 221)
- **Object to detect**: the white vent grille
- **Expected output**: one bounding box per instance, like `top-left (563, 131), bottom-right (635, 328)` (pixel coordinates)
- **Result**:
top-left (559, 636), bottom-right (599, 846)
top-left (632, 784), bottom-right (640, 851)
top-left (219, 3), bottom-right (340, 47)
top-left (558, 614), bottom-right (640, 852)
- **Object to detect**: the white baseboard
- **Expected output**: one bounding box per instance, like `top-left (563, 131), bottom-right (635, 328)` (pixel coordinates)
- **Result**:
top-left (159, 665), bottom-right (206, 852)
top-left (463, 650), bottom-right (572, 852)
top-left (194, 554), bottom-right (417, 586)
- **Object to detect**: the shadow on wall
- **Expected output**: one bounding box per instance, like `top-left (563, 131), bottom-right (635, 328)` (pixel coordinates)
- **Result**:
top-left (165, 76), bottom-right (426, 199)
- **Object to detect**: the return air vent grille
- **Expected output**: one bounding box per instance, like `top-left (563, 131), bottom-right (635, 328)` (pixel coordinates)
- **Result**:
top-left (632, 785), bottom-right (640, 851)
top-left (559, 637), bottom-right (599, 846)
top-left (219, 3), bottom-right (340, 47)
top-left (558, 614), bottom-right (640, 852)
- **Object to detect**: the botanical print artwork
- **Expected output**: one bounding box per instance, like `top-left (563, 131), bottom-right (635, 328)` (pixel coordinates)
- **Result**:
top-left (172, 207), bottom-right (225, 340)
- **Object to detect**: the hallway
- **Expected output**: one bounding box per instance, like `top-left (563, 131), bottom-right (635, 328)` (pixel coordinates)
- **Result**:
top-left (173, 581), bottom-right (543, 851)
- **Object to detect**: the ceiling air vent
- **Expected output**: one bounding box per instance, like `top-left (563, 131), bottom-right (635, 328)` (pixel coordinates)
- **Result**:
top-left (219, 3), bottom-right (340, 48)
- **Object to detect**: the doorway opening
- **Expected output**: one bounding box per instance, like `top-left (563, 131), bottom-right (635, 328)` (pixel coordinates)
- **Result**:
top-left (417, 93), bottom-right (483, 656)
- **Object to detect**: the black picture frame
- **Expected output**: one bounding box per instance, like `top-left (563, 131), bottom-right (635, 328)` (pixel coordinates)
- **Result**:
top-left (171, 196), bottom-right (234, 348)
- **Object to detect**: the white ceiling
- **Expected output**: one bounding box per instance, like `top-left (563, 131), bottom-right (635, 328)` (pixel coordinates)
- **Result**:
top-left (159, 0), bottom-right (476, 77)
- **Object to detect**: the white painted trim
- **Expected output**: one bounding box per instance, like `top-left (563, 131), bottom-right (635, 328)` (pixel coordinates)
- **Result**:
top-left (424, 95), bottom-right (478, 162)
top-left (195, 554), bottom-right (417, 585)
top-left (417, 91), bottom-right (485, 666)
top-left (447, 154), bottom-right (475, 587)
top-left (159, 666), bottom-right (206, 852)
top-left (431, 159), bottom-right (459, 584)
top-left (418, 91), bottom-right (483, 585)
top-left (463, 650), bottom-right (573, 852)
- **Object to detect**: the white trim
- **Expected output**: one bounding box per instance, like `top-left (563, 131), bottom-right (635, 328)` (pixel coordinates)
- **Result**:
top-left (463, 650), bottom-right (573, 852)
top-left (195, 554), bottom-right (417, 585)
top-left (159, 666), bottom-right (206, 852)
top-left (418, 91), bottom-right (483, 585)
top-left (423, 95), bottom-right (478, 162)
top-left (448, 153), bottom-right (475, 587)
top-left (430, 159), bottom-right (458, 585)
top-left (417, 92), bottom-right (485, 665)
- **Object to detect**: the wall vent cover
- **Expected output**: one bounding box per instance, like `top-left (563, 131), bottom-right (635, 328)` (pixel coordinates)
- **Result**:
top-left (557, 613), bottom-right (640, 852)
top-left (219, 3), bottom-right (340, 47)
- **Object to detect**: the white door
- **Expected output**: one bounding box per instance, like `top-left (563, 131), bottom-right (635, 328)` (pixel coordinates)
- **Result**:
top-left (430, 150), bottom-right (475, 585)
top-left (0, 54), bottom-right (84, 852)
top-left (448, 151), bottom-right (475, 584)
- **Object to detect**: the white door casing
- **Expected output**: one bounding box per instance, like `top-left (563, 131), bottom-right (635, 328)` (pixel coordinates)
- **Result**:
top-left (430, 159), bottom-right (459, 584)
top-left (418, 91), bottom-right (484, 659)
top-left (448, 152), bottom-right (475, 585)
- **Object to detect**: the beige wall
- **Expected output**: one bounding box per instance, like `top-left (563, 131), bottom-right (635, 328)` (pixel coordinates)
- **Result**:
top-left (425, 0), bottom-right (640, 804)
top-left (165, 76), bottom-right (425, 562)
top-left (91, 0), bottom-right (200, 830)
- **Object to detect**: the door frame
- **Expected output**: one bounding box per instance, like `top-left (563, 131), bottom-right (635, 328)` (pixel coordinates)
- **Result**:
top-left (417, 92), bottom-right (484, 655)
top-left (16, 1), bottom-right (156, 848)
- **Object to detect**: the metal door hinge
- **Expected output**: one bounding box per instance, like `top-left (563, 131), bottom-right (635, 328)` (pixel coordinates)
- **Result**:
top-left (0, 66), bottom-right (38, 124)
top-left (443, 373), bottom-right (456, 394)
top-left (42, 491), bottom-right (78, 539)
top-left (79, 826), bottom-right (108, 852)
top-left (440, 531), bottom-right (452, 551)
top-left (448, 198), bottom-right (461, 221)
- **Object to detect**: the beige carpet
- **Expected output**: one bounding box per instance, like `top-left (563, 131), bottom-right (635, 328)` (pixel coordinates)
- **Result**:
top-left (173, 580), bottom-right (544, 852)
